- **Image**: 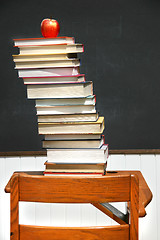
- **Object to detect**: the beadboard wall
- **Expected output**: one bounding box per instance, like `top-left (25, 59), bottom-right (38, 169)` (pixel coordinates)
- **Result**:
top-left (0, 153), bottom-right (159, 240)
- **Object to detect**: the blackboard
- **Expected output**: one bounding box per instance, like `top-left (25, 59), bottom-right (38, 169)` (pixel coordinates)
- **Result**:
top-left (0, 0), bottom-right (160, 151)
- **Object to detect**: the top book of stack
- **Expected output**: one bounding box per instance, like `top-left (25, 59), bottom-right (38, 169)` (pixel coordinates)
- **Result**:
top-left (13, 36), bottom-right (75, 46)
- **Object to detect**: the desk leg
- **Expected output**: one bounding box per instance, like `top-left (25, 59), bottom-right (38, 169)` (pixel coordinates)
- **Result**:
top-left (92, 203), bottom-right (128, 225)
top-left (10, 174), bottom-right (19, 240)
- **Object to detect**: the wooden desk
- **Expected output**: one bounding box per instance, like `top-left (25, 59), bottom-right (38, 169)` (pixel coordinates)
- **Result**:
top-left (5, 170), bottom-right (152, 221)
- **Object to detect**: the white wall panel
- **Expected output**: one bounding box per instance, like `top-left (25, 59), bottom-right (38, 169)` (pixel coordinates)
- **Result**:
top-left (81, 203), bottom-right (97, 226)
top-left (19, 157), bottom-right (37, 225)
top-left (50, 203), bottom-right (66, 226)
top-left (4, 157), bottom-right (21, 240)
top-left (108, 154), bottom-right (126, 170)
top-left (0, 154), bottom-right (158, 240)
top-left (35, 156), bottom-right (47, 170)
top-left (125, 154), bottom-right (141, 170)
top-left (156, 155), bottom-right (160, 240)
top-left (0, 158), bottom-right (5, 240)
top-left (140, 155), bottom-right (157, 240)
top-left (66, 204), bottom-right (82, 226)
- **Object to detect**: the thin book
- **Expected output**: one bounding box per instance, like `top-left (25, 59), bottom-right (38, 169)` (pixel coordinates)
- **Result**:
top-left (23, 74), bottom-right (85, 84)
top-left (42, 135), bottom-right (105, 149)
top-left (13, 36), bottom-right (75, 46)
top-left (37, 112), bottom-right (99, 123)
top-left (17, 66), bottom-right (80, 78)
top-left (12, 53), bottom-right (78, 62)
top-left (14, 58), bottom-right (80, 69)
top-left (35, 95), bottom-right (96, 106)
top-left (36, 104), bottom-right (96, 115)
top-left (44, 133), bottom-right (102, 140)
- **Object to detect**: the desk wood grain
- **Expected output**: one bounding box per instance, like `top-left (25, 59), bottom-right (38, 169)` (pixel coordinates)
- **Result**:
top-left (5, 170), bottom-right (152, 218)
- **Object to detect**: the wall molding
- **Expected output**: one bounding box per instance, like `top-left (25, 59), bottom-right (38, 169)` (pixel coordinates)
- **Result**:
top-left (0, 149), bottom-right (160, 157)
top-left (109, 149), bottom-right (160, 154)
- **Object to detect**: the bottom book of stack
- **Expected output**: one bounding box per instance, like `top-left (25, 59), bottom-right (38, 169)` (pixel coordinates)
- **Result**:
top-left (44, 144), bottom-right (108, 176)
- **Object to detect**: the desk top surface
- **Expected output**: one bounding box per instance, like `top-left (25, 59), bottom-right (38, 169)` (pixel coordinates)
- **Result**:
top-left (5, 170), bottom-right (152, 218)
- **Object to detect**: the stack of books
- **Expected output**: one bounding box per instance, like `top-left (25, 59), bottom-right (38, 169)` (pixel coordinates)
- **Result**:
top-left (13, 36), bottom-right (108, 176)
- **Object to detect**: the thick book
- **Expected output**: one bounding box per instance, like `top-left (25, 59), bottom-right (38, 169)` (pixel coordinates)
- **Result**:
top-left (14, 58), bottom-right (80, 69)
top-left (13, 37), bottom-right (75, 46)
top-left (23, 74), bottom-right (85, 84)
top-left (35, 95), bottom-right (96, 106)
top-left (37, 112), bottom-right (99, 123)
top-left (36, 104), bottom-right (96, 115)
top-left (12, 53), bottom-right (78, 62)
top-left (44, 161), bottom-right (106, 174)
top-left (27, 82), bottom-right (93, 99)
top-left (17, 66), bottom-right (80, 78)
top-left (17, 44), bottom-right (84, 55)
top-left (44, 133), bottom-right (102, 140)
top-left (46, 144), bottom-right (108, 163)
top-left (38, 116), bottom-right (104, 134)
top-left (42, 135), bottom-right (105, 149)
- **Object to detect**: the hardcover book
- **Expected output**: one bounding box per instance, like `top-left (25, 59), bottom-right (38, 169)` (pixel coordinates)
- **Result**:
top-left (35, 95), bottom-right (95, 106)
top-left (26, 81), bottom-right (93, 99)
top-left (13, 53), bottom-right (78, 62)
top-left (13, 36), bottom-right (75, 46)
top-left (46, 144), bottom-right (108, 163)
top-left (14, 58), bottom-right (80, 69)
top-left (37, 112), bottom-right (99, 123)
top-left (36, 104), bottom-right (96, 115)
top-left (38, 116), bottom-right (104, 134)
top-left (18, 66), bottom-right (80, 78)
top-left (17, 43), bottom-right (84, 55)
top-left (42, 135), bottom-right (105, 149)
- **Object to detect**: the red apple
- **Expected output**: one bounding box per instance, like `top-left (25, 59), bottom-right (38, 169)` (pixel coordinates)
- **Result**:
top-left (41, 18), bottom-right (60, 38)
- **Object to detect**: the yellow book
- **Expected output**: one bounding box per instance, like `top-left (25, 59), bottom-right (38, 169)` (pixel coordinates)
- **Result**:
top-left (38, 116), bottom-right (105, 135)
top-left (12, 53), bottom-right (78, 62)
top-left (18, 44), bottom-right (84, 55)
top-left (14, 59), bottom-right (80, 69)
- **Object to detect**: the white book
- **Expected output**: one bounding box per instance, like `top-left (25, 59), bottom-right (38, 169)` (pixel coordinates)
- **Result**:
top-left (37, 113), bottom-right (99, 123)
top-left (18, 44), bottom-right (84, 55)
top-left (35, 95), bottom-right (95, 106)
top-left (27, 82), bottom-right (93, 99)
top-left (36, 105), bottom-right (96, 115)
top-left (17, 66), bottom-right (79, 78)
top-left (47, 145), bottom-right (108, 163)
top-left (13, 37), bottom-right (75, 46)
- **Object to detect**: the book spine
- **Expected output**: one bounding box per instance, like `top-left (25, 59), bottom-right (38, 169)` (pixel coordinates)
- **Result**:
top-left (43, 172), bottom-right (103, 175)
